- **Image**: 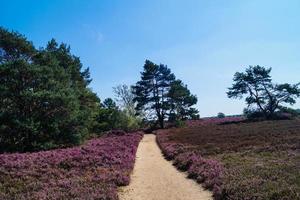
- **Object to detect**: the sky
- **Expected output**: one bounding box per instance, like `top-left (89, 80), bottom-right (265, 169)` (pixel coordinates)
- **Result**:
top-left (1, 0), bottom-right (300, 117)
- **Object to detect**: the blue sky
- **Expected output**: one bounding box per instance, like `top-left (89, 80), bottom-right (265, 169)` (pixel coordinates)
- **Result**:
top-left (1, 0), bottom-right (300, 117)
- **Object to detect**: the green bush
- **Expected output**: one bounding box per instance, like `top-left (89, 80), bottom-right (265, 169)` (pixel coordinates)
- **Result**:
top-left (93, 98), bottom-right (141, 133)
top-left (217, 112), bottom-right (225, 118)
top-left (175, 120), bottom-right (186, 128)
top-left (279, 106), bottom-right (300, 117)
top-left (243, 108), bottom-right (265, 120)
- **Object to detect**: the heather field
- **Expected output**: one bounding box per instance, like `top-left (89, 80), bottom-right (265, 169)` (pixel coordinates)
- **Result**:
top-left (0, 131), bottom-right (143, 200)
top-left (157, 118), bottom-right (300, 200)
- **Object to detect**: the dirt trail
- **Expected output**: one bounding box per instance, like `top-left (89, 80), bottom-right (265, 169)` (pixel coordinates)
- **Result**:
top-left (119, 134), bottom-right (212, 200)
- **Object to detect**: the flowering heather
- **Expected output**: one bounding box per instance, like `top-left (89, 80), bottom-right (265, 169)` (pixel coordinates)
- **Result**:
top-left (156, 130), bottom-right (224, 199)
top-left (0, 131), bottom-right (143, 200)
top-left (157, 119), bottom-right (300, 200)
top-left (186, 116), bottom-right (244, 127)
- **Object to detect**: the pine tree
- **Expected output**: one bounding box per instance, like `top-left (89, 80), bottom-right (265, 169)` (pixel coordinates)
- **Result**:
top-left (168, 80), bottom-right (199, 120)
top-left (228, 65), bottom-right (300, 119)
top-left (133, 60), bottom-right (199, 128)
top-left (0, 27), bottom-right (99, 152)
top-left (133, 60), bottom-right (176, 128)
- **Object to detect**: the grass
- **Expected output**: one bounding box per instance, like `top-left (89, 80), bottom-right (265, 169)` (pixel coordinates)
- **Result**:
top-left (157, 119), bottom-right (300, 200)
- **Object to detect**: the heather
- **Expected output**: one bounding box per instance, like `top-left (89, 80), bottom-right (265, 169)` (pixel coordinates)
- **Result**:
top-left (186, 116), bottom-right (244, 127)
top-left (157, 118), bottom-right (300, 200)
top-left (0, 131), bottom-right (143, 200)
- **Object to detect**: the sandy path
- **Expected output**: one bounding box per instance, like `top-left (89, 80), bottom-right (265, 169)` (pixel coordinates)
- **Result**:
top-left (119, 134), bottom-right (212, 200)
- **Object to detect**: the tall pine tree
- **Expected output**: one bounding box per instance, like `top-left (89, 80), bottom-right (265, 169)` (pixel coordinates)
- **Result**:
top-left (133, 60), bottom-right (175, 128)
top-left (133, 60), bottom-right (199, 128)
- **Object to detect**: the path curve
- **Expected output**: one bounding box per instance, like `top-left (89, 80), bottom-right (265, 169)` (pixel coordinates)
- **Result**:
top-left (119, 134), bottom-right (212, 200)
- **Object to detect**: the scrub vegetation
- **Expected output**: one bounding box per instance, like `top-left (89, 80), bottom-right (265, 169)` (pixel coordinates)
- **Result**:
top-left (157, 118), bottom-right (300, 199)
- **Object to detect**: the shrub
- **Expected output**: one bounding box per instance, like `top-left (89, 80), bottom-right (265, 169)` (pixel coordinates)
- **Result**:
top-left (175, 120), bottom-right (186, 128)
top-left (93, 98), bottom-right (141, 133)
top-left (278, 106), bottom-right (300, 117)
top-left (0, 132), bottom-right (143, 199)
top-left (157, 131), bottom-right (224, 199)
top-left (243, 108), bottom-right (265, 120)
top-left (157, 120), bottom-right (300, 200)
top-left (217, 112), bottom-right (225, 118)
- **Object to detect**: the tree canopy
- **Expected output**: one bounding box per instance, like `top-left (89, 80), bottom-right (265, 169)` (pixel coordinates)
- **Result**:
top-left (227, 65), bottom-right (300, 119)
top-left (168, 80), bottom-right (199, 120)
top-left (133, 60), bottom-right (198, 128)
top-left (0, 27), bottom-right (99, 152)
top-left (113, 84), bottom-right (136, 116)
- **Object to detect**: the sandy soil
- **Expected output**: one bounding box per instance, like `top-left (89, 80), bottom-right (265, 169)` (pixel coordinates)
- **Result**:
top-left (119, 134), bottom-right (212, 200)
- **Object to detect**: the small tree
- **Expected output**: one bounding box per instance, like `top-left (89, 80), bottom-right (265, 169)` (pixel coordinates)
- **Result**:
top-left (113, 84), bottom-right (136, 116)
top-left (227, 65), bottom-right (300, 119)
top-left (94, 98), bottom-right (139, 132)
top-left (217, 112), bottom-right (225, 118)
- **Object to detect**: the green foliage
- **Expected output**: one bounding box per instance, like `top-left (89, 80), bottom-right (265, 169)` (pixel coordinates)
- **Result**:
top-left (217, 112), bottom-right (225, 118)
top-left (0, 28), bottom-right (99, 152)
top-left (133, 60), bottom-right (175, 128)
top-left (278, 106), bottom-right (300, 117)
top-left (133, 60), bottom-right (198, 128)
top-left (243, 108), bottom-right (265, 120)
top-left (93, 98), bottom-right (141, 133)
top-left (174, 119), bottom-right (186, 128)
top-left (228, 65), bottom-right (300, 119)
top-left (0, 27), bottom-right (36, 63)
top-left (113, 84), bottom-right (136, 116)
top-left (168, 80), bottom-right (198, 121)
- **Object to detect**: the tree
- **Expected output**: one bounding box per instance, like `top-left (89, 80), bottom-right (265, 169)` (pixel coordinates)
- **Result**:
top-left (113, 84), bottom-right (143, 128)
top-left (93, 98), bottom-right (139, 132)
top-left (0, 27), bottom-right (36, 63)
top-left (113, 84), bottom-right (136, 116)
top-left (133, 60), bottom-right (176, 128)
top-left (168, 80), bottom-right (199, 120)
top-left (217, 112), bottom-right (225, 118)
top-left (94, 98), bottom-right (120, 131)
top-left (133, 60), bottom-right (198, 128)
top-left (227, 65), bottom-right (300, 119)
top-left (0, 28), bottom-right (99, 152)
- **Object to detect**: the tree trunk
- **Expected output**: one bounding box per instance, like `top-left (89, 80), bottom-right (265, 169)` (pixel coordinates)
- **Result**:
top-left (159, 116), bottom-right (164, 129)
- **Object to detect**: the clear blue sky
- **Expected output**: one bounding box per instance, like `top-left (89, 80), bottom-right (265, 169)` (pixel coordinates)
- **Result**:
top-left (1, 0), bottom-right (300, 117)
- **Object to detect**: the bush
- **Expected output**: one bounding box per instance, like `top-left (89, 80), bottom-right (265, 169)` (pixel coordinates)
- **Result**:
top-left (93, 98), bottom-right (141, 133)
top-left (175, 120), bottom-right (186, 128)
top-left (0, 132), bottom-right (143, 199)
top-left (243, 108), bottom-right (265, 120)
top-left (157, 120), bottom-right (300, 200)
top-left (278, 107), bottom-right (300, 117)
top-left (157, 131), bottom-right (224, 199)
top-left (217, 112), bottom-right (225, 118)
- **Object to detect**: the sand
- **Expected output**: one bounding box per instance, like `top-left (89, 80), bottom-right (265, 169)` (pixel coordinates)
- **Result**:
top-left (119, 134), bottom-right (212, 200)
